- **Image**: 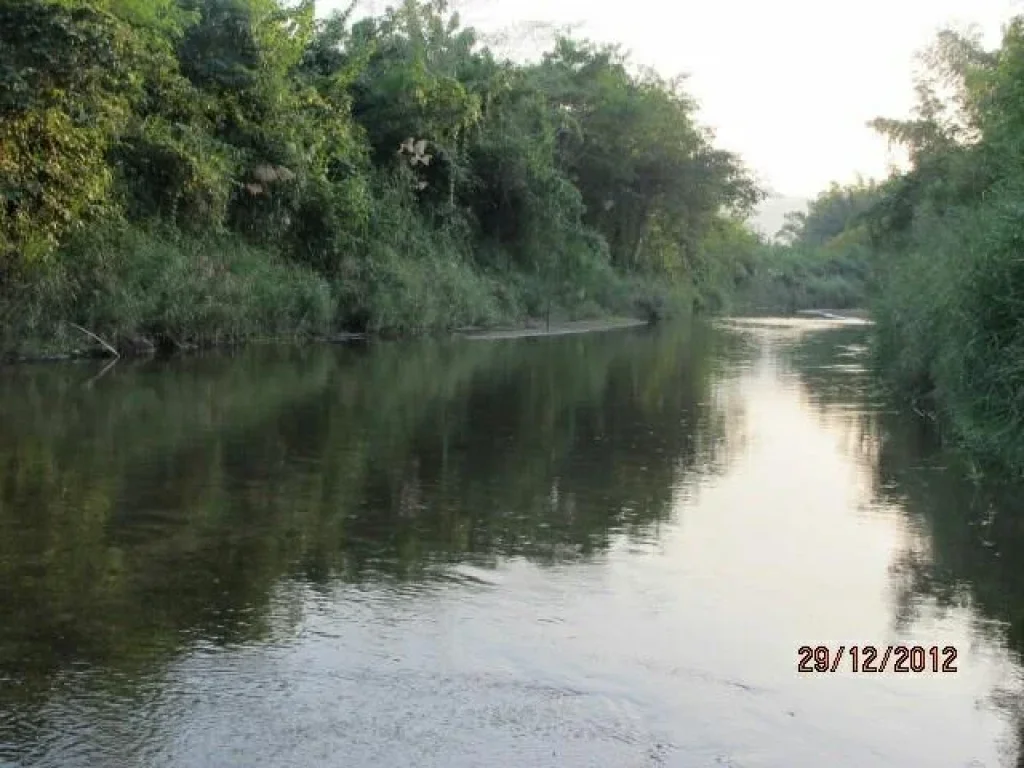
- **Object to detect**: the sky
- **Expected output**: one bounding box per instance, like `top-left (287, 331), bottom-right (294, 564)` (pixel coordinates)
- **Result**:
top-left (323, 0), bottom-right (1024, 200)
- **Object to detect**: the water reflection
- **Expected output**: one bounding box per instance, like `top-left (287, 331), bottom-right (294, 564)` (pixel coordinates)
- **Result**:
top-left (0, 324), bottom-right (744, 724)
top-left (782, 321), bottom-right (1024, 766)
top-left (4, 319), bottom-right (1024, 767)
top-left (781, 323), bottom-right (1024, 647)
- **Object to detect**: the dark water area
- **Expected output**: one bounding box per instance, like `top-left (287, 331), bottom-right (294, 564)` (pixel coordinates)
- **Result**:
top-left (1, 319), bottom-right (1023, 767)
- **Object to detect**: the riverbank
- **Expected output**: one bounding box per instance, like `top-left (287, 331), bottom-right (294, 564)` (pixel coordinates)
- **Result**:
top-left (0, 219), bottom-right (688, 366)
top-left (721, 309), bottom-right (872, 332)
top-left (457, 317), bottom-right (648, 341)
top-left (2, 0), bottom-right (758, 377)
top-left (1, 315), bottom-right (654, 366)
top-left (795, 308), bottom-right (871, 321)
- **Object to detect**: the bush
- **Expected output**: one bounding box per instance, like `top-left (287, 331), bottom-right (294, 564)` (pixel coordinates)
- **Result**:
top-left (0, 222), bottom-right (335, 358)
top-left (348, 243), bottom-right (513, 333)
top-left (628, 275), bottom-right (695, 322)
top-left (871, 191), bottom-right (1024, 469)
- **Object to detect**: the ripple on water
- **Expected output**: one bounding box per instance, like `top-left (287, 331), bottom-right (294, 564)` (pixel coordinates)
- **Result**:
top-left (2, 322), bottom-right (1024, 767)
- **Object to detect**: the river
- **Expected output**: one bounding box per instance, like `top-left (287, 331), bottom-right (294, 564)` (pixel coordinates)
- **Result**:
top-left (1, 318), bottom-right (1023, 767)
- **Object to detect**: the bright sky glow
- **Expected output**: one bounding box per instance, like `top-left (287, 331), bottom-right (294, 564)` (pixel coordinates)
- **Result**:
top-left (321, 0), bottom-right (1024, 199)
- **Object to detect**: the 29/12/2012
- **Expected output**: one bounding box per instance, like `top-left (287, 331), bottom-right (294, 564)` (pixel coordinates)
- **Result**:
top-left (797, 645), bottom-right (959, 674)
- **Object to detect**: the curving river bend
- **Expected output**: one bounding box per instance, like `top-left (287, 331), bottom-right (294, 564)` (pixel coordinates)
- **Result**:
top-left (1, 318), bottom-right (1023, 767)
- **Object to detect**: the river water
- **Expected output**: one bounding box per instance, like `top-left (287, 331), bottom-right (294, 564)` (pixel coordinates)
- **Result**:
top-left (1, 318), bottom-right (1023, 767)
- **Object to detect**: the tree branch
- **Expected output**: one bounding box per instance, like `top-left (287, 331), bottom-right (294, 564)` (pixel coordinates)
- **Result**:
top-left (68, 323), bottom-right (120, 359)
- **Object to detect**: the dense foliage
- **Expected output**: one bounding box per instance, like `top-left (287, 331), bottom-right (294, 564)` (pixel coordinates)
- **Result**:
top-left (859, 23), bottom-right (1024, 469)
top-left (759, 22), bottom-right (1024, 470)
top-left (729, 181), bottom-right (879, 314)
top-left (0, 0), bottom-right (761, 357)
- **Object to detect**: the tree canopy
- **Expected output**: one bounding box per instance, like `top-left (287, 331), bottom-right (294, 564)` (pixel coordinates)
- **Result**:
top-left (748, 17), bottom-right (1024, 471)
top-left (0, 0), bottom-right (762, 354)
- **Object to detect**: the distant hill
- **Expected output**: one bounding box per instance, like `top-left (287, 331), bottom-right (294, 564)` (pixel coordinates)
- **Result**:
top-left (747, 195), bottom-right (808, 240)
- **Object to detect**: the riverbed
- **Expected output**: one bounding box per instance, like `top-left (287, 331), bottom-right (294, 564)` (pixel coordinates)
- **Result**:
top-left (1, 318), bottom-right (1022, 767)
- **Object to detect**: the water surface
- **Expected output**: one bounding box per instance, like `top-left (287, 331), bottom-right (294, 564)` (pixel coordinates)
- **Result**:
top-left (1, 319), bottom-right (1023, 767)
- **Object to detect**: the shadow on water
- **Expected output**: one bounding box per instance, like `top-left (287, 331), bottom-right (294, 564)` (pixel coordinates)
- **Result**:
top-left (780, 322), bottom-right (1024, 767)
top-left (0, 322), bottom-right (751, 742)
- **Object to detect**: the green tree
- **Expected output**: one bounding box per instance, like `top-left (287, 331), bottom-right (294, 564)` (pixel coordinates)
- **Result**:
top-left (1, 0), bottom-right (764, 356)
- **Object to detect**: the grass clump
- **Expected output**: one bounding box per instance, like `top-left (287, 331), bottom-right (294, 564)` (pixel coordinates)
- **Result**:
top-left (1, 223), bottom-right (334, 359)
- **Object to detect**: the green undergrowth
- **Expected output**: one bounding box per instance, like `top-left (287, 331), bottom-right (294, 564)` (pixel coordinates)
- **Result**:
top-left (1, 223), bottom-right (334, 359)
top-left (0, 222), bottom-right (693, 361)
top-left (871, 195), bottom-right (1024, 475)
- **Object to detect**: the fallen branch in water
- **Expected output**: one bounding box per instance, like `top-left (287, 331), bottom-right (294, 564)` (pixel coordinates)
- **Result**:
top-left (83, 357), bottom-right (118, 388)
top-left (68, 323), bottom-right (120, 359)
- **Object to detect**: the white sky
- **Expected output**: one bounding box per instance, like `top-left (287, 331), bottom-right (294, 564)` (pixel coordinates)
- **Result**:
top-left (321, 0), bottom-right (1024, 199)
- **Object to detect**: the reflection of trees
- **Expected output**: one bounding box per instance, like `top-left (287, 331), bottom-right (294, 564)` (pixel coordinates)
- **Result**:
top-left (868, 410), bottom-right (1024, 767)
top-left (784, 325), bottom-right (1024, 766)
top-left (775, 324), bottom-right (884, 469)
top-left (0, 322), bottom-right (745, 725)
top-left (784, 326), bottom-right (1024, 652)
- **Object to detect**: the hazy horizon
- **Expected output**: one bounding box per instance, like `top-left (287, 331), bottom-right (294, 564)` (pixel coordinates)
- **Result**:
top-left (323, 0), bottom-right (1023, 201)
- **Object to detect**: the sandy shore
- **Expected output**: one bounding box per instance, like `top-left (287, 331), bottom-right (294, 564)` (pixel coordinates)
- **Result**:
top-left (794, 308), bottom-right (871, 321)
top-left (456, 317), bottom-right (649, 341)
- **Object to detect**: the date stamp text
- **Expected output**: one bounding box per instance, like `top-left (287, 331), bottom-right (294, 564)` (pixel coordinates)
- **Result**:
top-left (797, 645), bottom-right (958, 674)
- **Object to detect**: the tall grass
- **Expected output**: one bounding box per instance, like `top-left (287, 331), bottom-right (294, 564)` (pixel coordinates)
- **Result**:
top-left (1, 223), bottom-right (335, 359)
top-left (330, 187), bottom-right (520, 334)
top-left (339, 243), bottom-right (517, 334)
top-left (872, 190), bottom-right (1024, 471)
top-left (0, 215), bottom-right (665, 360)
